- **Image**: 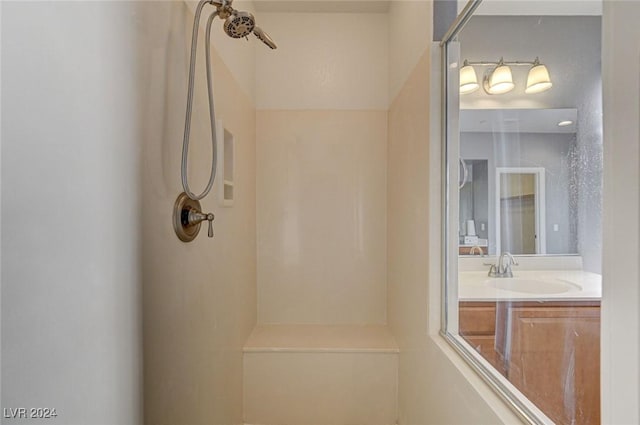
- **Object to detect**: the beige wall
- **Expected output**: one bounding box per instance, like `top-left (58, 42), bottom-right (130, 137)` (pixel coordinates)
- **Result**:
top-left (257, 110), bottom-right (387, 324)
top-left (256, 12), bottom-right (388, 325)
top-left (387, 3), bottom-right (524, 423)
top-left (142, 3), bottom-right (256, 424)
top-left (388, 1), bottom-right (434, 102)
top-left (256, 12), bottom-right (388, 110)
top-left (388, 47), bottom-right (502, 425)
top-left (387, 48), bottom-right (434, 424)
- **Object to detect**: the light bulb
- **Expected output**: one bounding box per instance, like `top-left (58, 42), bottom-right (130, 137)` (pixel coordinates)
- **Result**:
top-left (526, 62), bottom-right (552, 94)
top-left (486, 64), bottom-right (515, 95)
top-left (460, 62), bottom-right (479, 95)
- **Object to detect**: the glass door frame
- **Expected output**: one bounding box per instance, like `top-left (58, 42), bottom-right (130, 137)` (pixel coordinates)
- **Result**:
top-left (439, 2), bottom-right (556, 424)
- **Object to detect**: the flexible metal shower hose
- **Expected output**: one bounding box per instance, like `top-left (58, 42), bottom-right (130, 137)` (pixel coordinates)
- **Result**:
top-left (181, 0), bottom-right (218, 201)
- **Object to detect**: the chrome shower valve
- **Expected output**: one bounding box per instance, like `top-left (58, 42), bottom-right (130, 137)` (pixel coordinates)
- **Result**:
top-left (173, 192), bottom-right (215, 242)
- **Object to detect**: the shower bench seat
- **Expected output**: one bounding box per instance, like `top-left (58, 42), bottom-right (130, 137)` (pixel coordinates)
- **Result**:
top-left (243, 324), bottom-right (399, 425)
top-left (244, 324), bottom-right (399, 353)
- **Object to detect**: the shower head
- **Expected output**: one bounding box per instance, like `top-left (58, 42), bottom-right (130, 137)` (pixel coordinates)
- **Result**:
top-left (223, 10), bottom-right (255, 38)
top-left (253, 26), bottom-right (277, 49)
top-left (209, 0), bottom-right (277, 48)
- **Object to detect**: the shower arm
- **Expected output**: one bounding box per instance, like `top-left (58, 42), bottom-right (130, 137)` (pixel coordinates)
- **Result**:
top-left (205, 0), bottom-right (235, 20)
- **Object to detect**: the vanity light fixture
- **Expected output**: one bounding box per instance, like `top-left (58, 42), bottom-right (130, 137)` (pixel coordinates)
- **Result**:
top-left (459, 60), bottom-right (480, 94)
top-left (485, 59), bottom-right (515, 94)
top-left (460, 56), bottom-right (552, 95)
top-left (525, 58), bottom-right (553, 94)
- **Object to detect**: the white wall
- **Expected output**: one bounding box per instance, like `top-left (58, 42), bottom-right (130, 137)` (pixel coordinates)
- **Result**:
top-left (601, 1), bottom-right (640, 422)
top-left (141, 3), bottom-right (257, 424)
top-left (1, 2), bottom-right (143, 423)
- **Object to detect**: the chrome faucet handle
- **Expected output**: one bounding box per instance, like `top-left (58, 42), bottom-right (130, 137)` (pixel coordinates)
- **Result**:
top-left (502, 265), bottom-right (514, 278)
top-left (188, 210), bottom-right (215, 238)
top-left (206, 213), bottom-right (214, 237)
top-left (173, 193), bottom-right (215, 242)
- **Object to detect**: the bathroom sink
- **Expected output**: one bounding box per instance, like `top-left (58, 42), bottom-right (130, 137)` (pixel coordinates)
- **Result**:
top-left (486, 278), bottom-right (580, 294)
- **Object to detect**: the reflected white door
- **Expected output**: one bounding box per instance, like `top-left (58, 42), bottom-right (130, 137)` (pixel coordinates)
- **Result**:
top-left (495, 168), bottom-right (546, 255)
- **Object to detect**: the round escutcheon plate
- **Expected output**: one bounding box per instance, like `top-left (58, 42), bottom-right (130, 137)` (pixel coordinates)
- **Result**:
top-left (173, 192), bottom-right (202, 242)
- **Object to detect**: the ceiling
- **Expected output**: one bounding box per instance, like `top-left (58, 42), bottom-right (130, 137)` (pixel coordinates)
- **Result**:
top-left (458, 0), bottom-right (602, 16)
top-left (254, 1), bottom-right (390, 13)
top-left (253, 1), bottom-right (602, 16)
top-left (460, 108), bottom-right (578, 133)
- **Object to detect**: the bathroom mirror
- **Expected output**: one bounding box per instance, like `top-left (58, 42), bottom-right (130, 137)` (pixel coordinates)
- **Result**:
top-left (459, 108), bottom-right (579, 256)
top-left (442, 2), bottom-right (603, 424)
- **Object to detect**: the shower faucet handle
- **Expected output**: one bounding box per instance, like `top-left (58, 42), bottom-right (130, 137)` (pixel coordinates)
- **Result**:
top-left (188, 209), bottom-right (215, 238)
top-left (173, 193), bottom-right (216, 242)
top-left (206, 213), bottom-right (214, 237)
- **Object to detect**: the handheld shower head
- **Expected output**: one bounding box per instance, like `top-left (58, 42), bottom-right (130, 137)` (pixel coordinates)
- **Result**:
top-left (223, 10), bottom-right (255, 38)
top-left (253, 26), bottom-right (277, 49)
top-left (209, 1), bottom-right (276, 48)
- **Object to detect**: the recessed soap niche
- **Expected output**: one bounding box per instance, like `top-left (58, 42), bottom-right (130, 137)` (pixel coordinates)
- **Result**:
top-left (217, 120), bottom-right (234, 207)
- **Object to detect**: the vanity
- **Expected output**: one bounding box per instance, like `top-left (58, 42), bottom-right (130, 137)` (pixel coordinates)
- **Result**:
top-left (458, 263), bottom-right (601, 425)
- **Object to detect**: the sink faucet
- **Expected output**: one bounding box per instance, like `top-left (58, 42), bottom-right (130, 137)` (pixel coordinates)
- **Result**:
top-left (486, 252), bottom-right (519, 277)
top-left (469, 245), bottom-right (485, 257)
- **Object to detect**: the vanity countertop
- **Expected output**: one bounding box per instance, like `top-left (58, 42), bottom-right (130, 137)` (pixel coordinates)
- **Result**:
top-left (458, 270), bottom-right (602, 302)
